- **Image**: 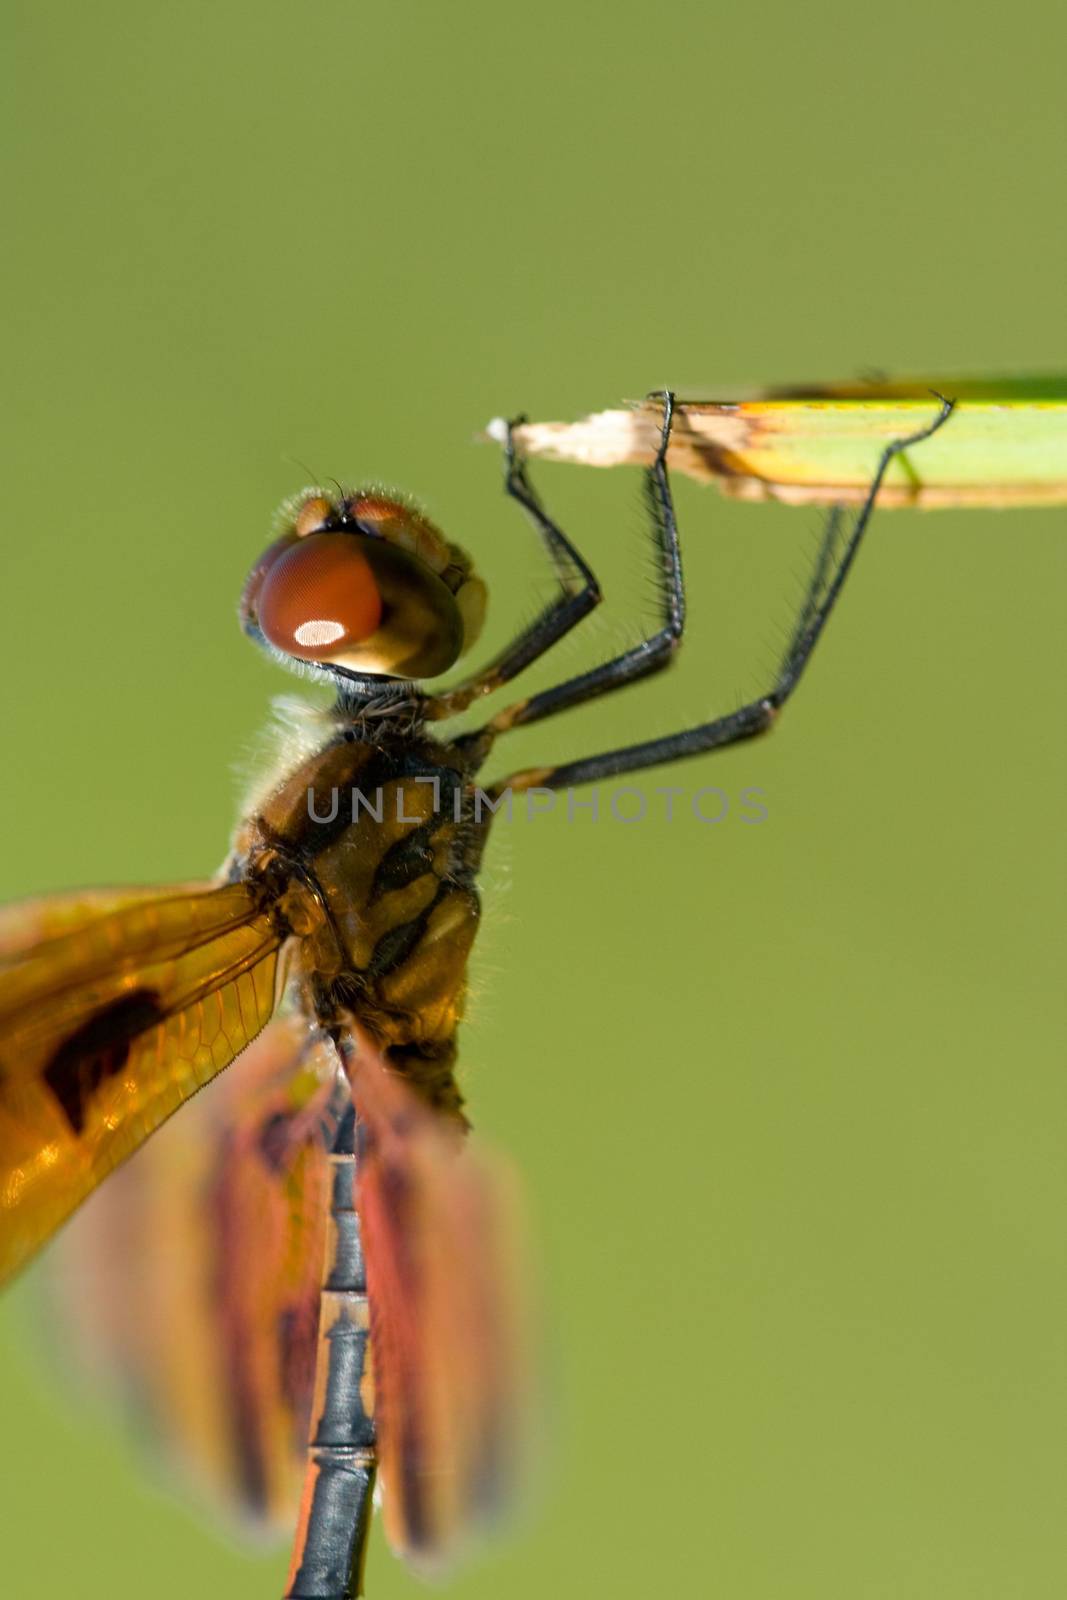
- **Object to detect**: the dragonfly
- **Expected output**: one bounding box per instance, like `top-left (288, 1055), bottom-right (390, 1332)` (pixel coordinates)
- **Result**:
top-left (0, 390), bottom-right (954, 1597)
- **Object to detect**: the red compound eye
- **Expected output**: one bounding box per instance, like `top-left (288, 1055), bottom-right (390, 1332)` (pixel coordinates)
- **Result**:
top-left (256, 533), bottom-right (383, 661)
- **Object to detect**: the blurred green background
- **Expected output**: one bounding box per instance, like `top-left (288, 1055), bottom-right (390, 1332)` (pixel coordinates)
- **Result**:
top-left (2, 2), bottom-right (1065, 1596)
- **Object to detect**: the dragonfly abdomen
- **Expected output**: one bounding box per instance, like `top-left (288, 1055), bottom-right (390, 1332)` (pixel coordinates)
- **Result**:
top-left (285, 1100), bottom-right (376, 1600)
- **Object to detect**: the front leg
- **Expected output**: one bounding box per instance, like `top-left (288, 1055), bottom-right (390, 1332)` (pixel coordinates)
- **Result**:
top-left (426, 417), bottom-right (602, 719)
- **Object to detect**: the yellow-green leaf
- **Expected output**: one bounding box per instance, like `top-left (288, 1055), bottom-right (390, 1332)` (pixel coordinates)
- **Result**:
top-left (505, 376), bottom-right (1067, 509)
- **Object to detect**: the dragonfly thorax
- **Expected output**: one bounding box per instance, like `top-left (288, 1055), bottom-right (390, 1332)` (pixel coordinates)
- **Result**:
top-left (234, 725), bottom-right (490, 1119)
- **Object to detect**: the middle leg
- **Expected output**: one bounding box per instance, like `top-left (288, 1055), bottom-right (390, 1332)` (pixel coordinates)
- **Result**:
top-left (478, 390), bottom-right (687, 737)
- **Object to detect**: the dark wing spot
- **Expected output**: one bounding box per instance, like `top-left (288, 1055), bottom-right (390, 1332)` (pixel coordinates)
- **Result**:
top-left (44, 989), bottom-right (164, 1135)
top-left (256, 1110), bottom-right (294, 1172)
top-left (277, 1302), bottom-right (319, 1441)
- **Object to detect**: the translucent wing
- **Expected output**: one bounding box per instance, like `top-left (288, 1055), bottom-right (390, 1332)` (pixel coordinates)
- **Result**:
top-left (57, 1012), bottom-right (337, 1531)
top-left (346, 1028), bottom-right (530, 1572)
top-left (0, 881), bottom-right (283, 1283)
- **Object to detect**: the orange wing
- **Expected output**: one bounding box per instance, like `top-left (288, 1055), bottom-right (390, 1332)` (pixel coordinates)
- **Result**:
top-left (346, 1028), bottom-right (531, 1573)
top-left (0, 881), bottom-right (283, 1284)
top-left (56, 1013), bottom-right (336, 1531)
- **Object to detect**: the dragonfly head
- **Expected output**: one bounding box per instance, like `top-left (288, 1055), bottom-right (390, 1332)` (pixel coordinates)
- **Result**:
top-left (241, 488), bottom-right (487, 682)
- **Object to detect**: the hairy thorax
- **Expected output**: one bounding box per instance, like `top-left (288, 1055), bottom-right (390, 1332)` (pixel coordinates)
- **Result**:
top-left (230, 716), bottom-right (490, 1116)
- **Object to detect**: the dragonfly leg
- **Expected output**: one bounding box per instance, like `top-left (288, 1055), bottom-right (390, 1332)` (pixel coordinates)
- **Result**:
top-left (425, 415), bottom-right (602, 717)
top-left (487, 395), bottom-right (955, 794)
top-left (471, 391), bottom-right (686, 737)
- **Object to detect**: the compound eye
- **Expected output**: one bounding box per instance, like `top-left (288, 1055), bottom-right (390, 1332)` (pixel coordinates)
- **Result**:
top-left (256, 532), bottom-right (383, 661)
